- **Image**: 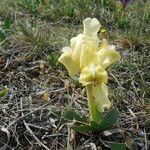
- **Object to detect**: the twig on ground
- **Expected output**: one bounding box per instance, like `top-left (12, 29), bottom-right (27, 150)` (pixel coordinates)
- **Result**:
top-left (23, 120), bottom-right (50, 150)
top-left (7, 97), bottom-right (59, 129)
top-left (20, 97), bottom-right (51, 150)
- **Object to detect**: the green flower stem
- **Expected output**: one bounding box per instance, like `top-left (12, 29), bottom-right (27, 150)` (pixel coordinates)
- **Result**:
top-left (86, 84), bottom-right (101, 123)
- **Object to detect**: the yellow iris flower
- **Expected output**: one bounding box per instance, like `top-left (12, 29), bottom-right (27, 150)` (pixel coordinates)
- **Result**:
top-left (58, 18), bottom-right (120, 115)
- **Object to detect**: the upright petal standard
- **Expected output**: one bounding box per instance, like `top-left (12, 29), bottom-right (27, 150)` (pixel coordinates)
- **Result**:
top-left (58, 18), bottom-right (101, 77)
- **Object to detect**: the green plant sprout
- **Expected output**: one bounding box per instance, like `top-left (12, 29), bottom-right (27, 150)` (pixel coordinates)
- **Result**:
top-left (59, 18), bottom-right (121, 132)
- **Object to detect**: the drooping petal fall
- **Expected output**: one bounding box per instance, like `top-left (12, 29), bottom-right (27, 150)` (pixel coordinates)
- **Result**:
top-left (79, 63), bottom-right (110, 112)
top-left (92, 84), bottom-right (111, 112)
top-left (79, 63), bottom-right (108, 86)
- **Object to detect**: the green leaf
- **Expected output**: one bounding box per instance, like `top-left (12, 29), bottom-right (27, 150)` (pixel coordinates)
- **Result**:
top-left (71, 121), bottom-right (102, 133)
top-left (90, 121), bottom-right (102, 131)
top-left (71, 124), bottom-right (92, 132)
top-left (0, 88), bottom-right (9, 98)
top-left (104, 141), bottom-right (126, 150)
top-left (64, 108), bottom-right (119, 133)
top-left (65, 6), bottom-right (74, 17)
top-left (99, 108), bottom-right (119, 130)
top-left (48, 51), bottom-right (58, 66)
top-left (4, 18), bottom-right (12, 29)
top-left (64, 108), bottom-right (92, 133)
top-left (0, 29), bottom-right (7, 41)
top-left (64, 108), bottom-right (88, 123)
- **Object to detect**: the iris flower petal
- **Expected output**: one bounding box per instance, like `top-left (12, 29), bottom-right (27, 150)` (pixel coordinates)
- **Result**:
top-left (92, 84), bottom-right (111, 112)
top-left (79, 64), bottom-right (108, 86)
top-left (70, 34), bottom-right (83, 65)
top-left (58, 47), bottom-right (80, 77)
top-left (83, 18), bottom-right (101, 38)
top-left (98, 39), bottom-right (121, 68)
top-left (80, 41), bottom-right (98, 69)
